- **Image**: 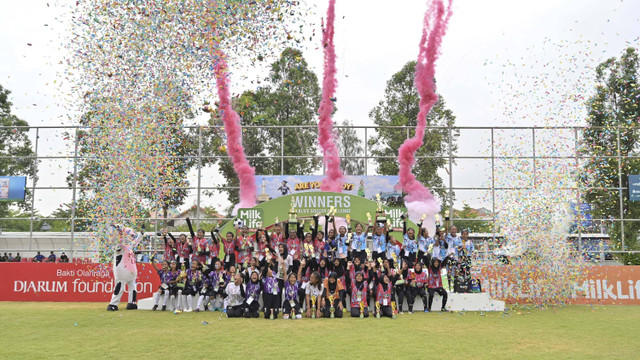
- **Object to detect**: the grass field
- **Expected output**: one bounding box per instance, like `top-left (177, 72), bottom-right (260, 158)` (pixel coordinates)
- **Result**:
top-left (0, 303), bottom-right (639, 359)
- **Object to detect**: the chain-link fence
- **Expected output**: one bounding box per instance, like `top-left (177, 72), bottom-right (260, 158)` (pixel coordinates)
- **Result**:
top-left (0, 125), bottom-right (637, 261)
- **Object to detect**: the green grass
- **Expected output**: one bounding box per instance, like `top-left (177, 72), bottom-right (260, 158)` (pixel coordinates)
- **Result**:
top-left (0, 303), bottom-right (639, 359)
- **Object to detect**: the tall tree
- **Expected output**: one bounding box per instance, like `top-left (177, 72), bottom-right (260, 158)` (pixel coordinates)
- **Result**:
top-left (581, 47), bottom-right (640, 265)
top-left (204, 48), bottom-right (322, 208)
top-left (337, 119), bottom-right (365, 175)
top-left (368, 61), bottom-right (458, 202)
top-left (0, 84), bottom-right (36, 220)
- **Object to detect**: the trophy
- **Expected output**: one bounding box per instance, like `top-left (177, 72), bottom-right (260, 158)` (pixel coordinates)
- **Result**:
top-left (359, 301), bottom-right (365, 319)
top-left (420, 214), bottom-right (426, 223)
top-left (375, 301), bottom-right (381, 319)
top-left (375, 194), bottom-right (387, 223)
top-left (365, 248), bottom-right (372, 262)
top-left (274, 216), bottom-right (279, 225)
top-left (346, 232), bottom-right (352, 245)
top-left (391, 301), bottom-right (397, 319)
top-left (304, 243), bottom-right (314, 258)
top-left (329, 295), bottom-right (335, 318)
top-left (264, 247), bottom-right (271, 260)
top-left (257, 221), bottom-right (263, 230)
top-left (328, 206), bottom-right (336, 218)
top-left (311, 295), bottom-right (317, 318)
top-left (288, 198), bottom-right (298, 224)
top-left (377, 257), bottom-right (383, 268)
top-left (366, 212), bottom-right (372, 226)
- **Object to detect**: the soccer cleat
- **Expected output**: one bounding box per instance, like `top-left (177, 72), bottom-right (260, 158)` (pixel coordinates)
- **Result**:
top-left (161, 305), bottom-right (166, 311)
top-left (424, 309), bottom-right (430, 313)
top-left (126, 303), bottom-right (137, 310)
top-left (222, 308), bottom-right (227, 314)
top-left (106, 304), bottom-right (118, 311)
top-left (152, 305), bottom-right (158, 311)
top-left (184, 308), bottom-right (192, 313)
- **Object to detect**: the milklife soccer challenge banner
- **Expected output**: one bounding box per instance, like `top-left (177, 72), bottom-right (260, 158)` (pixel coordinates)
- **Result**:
top-left (256, 175), bottom-right (403, 205)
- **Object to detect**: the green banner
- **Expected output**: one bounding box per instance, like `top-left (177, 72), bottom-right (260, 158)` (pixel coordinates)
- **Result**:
top-left (221, 192), bottom-right (417, 244)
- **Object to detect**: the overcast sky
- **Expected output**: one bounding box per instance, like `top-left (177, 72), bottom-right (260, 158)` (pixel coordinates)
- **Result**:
top-left (1, 0), bottom-right (639, 216)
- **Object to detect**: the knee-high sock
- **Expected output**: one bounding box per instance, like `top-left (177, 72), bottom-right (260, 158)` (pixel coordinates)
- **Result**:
top-left (162, 291), bottom-right (170, 306)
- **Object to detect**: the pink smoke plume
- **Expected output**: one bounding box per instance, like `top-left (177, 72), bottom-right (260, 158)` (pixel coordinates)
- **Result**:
top-left (213, 51), bottom-right (257, 211)
top-left (398, 0), bottom-right (452, 233)
top-left (318, 0), bottom-right (344, 192)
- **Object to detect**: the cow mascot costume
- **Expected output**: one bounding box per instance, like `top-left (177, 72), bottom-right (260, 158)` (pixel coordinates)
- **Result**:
top-left (107, 224), bottom-right (144, 311)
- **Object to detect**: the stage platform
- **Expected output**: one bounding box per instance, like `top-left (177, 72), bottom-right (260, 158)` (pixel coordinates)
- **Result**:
top-left (137, 292), bottom-right (505, 312)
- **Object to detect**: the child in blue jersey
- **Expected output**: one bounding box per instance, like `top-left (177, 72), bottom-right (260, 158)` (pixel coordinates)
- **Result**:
top-left (417, 224), bottom-right (432, 265)
top-left (445, 226), bottom-right (463, 291)
top-left (350, 223), bottom-right (368, 263)
top-left (372, 216), bottom-right (389, 261)
top-left (401, 215), bottom-right (418, 268)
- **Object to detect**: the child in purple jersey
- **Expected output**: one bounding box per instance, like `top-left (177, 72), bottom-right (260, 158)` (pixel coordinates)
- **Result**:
top-left (151, 259), bottom-right (173, 311)
top-left (282, 272), bottom-right (302, 320)
top-left (261, 265), bottom-right (280, 319)
top-left (182, 260), bottom-right (202, 312)
top-left (243, 271), bottom-right (262, 318)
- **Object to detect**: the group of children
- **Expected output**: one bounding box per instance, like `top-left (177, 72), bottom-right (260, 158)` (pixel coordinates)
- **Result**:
top-left (150, 214), bottom-right (475, 319)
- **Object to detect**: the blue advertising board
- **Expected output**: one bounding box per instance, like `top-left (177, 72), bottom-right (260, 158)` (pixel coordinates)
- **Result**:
top-left (630, 175), bottom-right (640, 201)
top-left (0, 176), bottom-right (27, 202)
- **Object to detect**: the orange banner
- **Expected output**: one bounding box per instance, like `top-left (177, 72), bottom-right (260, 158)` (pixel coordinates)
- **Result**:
top-left (479, 265), bottom-right (640, 305)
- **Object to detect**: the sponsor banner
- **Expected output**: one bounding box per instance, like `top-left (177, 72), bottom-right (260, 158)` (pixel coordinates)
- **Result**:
top-left (0, 263), bottom-right (160, 302)
top-left (256, 175), bottom-right (402, 204)
top-left (0, 176), bottom-right (27, 202)
top-left (479, 265), bottom-right (640, 305)
top-left (237, 208), bottom-right (264, 231)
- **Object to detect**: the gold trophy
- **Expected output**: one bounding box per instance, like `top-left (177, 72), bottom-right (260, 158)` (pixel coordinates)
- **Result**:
top-left (274, 216), bottom-right (279, 224)
top-left (391, 301), bottom-right (397, 319)
top-left (366, 212), bottom-right (372, 225)
top-left (377, 257), bottom-right (383, 268)
top-left (346, 232), bottom-right (352, 246)
top-left (359, 301), bottom-right (365, 319)
top-left (304, 243), bottom-right (314, 258)
top-left (365, 248), bottom-right (372, 262)
top-left (264, 247), bottom-right (271, 260)
top-left (375, 301), bottom-right (381, 319)
top-left (346, 214), bottom-right (351, 225)
top-left (329, 294), bottom-right (335, 318)
top-left (375, 193), bottom-right (387, 223)
top-left (311, 295), bottom-right (317, 318)
top-left (288, 197), bottom-right (298, 224)
top-left (328, 206), bottom-right (336, 217)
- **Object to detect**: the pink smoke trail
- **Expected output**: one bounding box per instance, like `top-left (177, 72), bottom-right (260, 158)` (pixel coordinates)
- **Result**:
top-left (318, 0), bottom-right (344, 192)
top-left (398, 0), bottom-right (453, 232)
top-left (213, 51), bottom-right (257, 209)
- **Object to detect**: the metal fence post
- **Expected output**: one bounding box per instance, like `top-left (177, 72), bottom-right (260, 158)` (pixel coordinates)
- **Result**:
top-left (69, 128), bottom-right (80, 259)
top-left (196, 126), bottom-right (202, 228)
top-left (28, 128), bottom-right (39, 251)
top-left (617, 126), bottom-right (625, 251)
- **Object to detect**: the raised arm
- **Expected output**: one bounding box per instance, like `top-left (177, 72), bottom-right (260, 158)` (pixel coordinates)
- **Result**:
top-left (186, 217), bottom-right (196, 240)
top-left (402, 214), bottom-right (408, 236)
top-left (312, 215), bottom-right (319, 240)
